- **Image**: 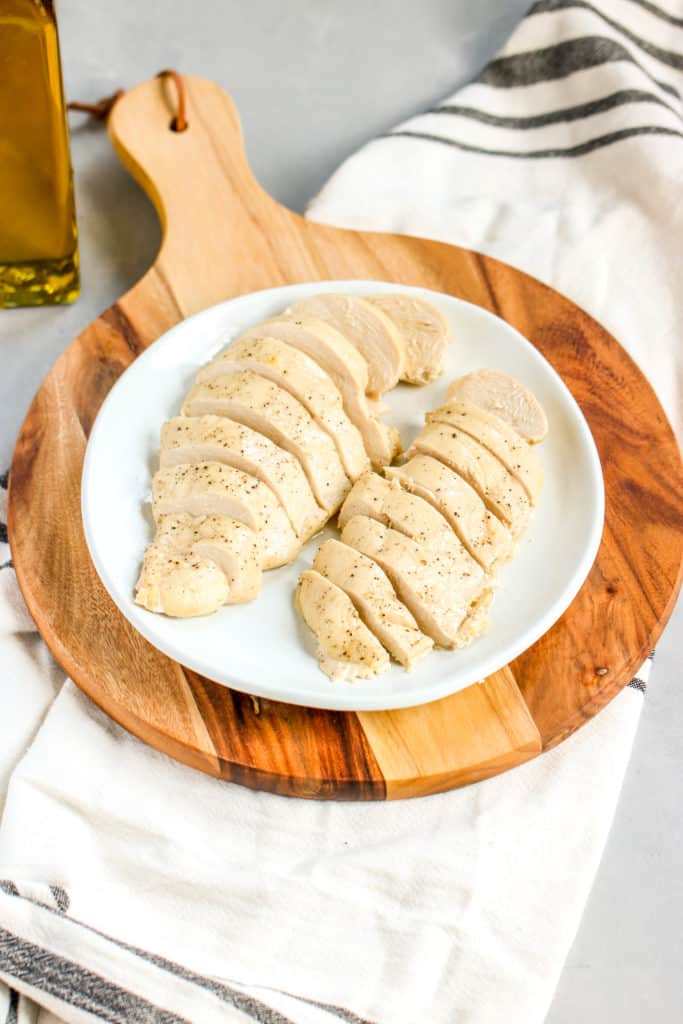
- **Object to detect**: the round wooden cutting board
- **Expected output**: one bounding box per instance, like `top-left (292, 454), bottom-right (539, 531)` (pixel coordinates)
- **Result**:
top-left (8, 76), bottom-right (683, 799)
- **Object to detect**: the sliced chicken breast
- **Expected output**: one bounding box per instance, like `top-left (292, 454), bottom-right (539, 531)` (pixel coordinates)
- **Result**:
top-left (313, 539), bottom-right (433, 669)
top-left (455, 587), bottom-right (493, 648)
top-left (182, 371), bottom-right (349, 512)
top-left (385, 455), bottom-right (513, 571)
top-left (155, 513), bottom-right (262, 604)
top-left (151, 461), bottom-right (299, 569)
top-left (240, 316), bottom-right (400, 468)
top-left (447, 369), bottom-right (548, 443)
top-left (427, 401), bottom-right (543, 505)
top-left (410, 423), bottom-right (531, 536)
top-left (287, 293), bottom-right (403, 396)
top-left (135, 513), bottom-right (262, 616)
top-left (369, 294), bottom-right (449, 385)
top-left (295, 570), bottom-right (390, 681)
top-left (338, 473), bottom-right (487, 595)
top-left (135, 543), bottom-right (230, 618)
top-left (341, 515), bottom-right (485, 648)
top-left (197, 337), bottom-right (369, 481)
top-left (159, 416), bottom-right (324, 539)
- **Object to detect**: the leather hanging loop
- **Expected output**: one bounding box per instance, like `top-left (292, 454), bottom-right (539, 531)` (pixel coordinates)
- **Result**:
top-left (67, 70), bottom-right (187, 132)
top-left (157, 69), bottom-right (188, 132)
top-left (67, 90), bottom-right (124, 121)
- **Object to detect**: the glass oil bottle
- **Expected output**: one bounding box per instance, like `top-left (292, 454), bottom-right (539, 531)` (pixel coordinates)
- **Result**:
top-left (0, 0), bottom-right (79, 307)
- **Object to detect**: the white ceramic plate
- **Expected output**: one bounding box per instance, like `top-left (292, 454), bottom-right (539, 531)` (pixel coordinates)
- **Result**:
top-left (82, 281), bottom-right (604, 711)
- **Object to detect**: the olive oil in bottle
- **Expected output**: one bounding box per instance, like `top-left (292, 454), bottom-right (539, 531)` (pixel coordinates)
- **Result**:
top-left (0, 0), bottom-right (79, 307)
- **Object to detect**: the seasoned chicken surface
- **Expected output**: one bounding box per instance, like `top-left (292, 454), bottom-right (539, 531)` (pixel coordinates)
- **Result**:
top-left (183, 371), bottom-right (350, 513)
top-left (135, 513), bottom-right (262, 616)
top-left (160, 416), bottom-right (324, 539)
top-left (313, 539), bottom-right (433, 669)
top-left (151, 461), bottom-right (299, 569)
top-left (427, 401), bottom-right (543, 504)
top-left (241, 316), bottom-right (401, 468)
top-left (295, 362), bottom-right (548, 679)
top-left (137, 290), bottom-right (453, 620)
top-left (296, 570), bottom-right (390, 681)
top-left (341, 515), bottom-right (487, 649)
top-left (385, 455), bottom-right (513, 571)
top-left (447, 369), bottom-right (548, 443)
top-left (410, 423), bottom-right (531, 537)
top-left (198, 337), bottom-right (369, 481)
top-left (369, 294), bottom-right (449, 385)
top-left (338, 472), bottom-right (485, 580)
top-left (287, 294), bottom-right (404, 396)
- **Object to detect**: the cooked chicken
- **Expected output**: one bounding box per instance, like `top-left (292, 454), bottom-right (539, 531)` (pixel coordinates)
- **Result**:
top-left (135, 543), bottom-right (230, 618)
top-left (182, 371), bottom-right (349, 512)
top-left (385, 455), bottom-right (513, 571)
top-left (455, 587), bottom-right (494, 648)
top-left (151, 461), bottom-right (299, 569)
top-left (295, 570), bottom-right (390, 681)
top-left (160, 416), bottom-right (325, 539)
top-left (410, 423), bottom-right (531, 536)
top-left (341, 515), bottom-right (487, 648)
top-left (369, 294), bottom-right (449, 385)
top-left (135, 513), bottom-right (262, 616)
top-left (427, 401), bottom-right (543, 505)
top-left (287, 294), bottom-right (403, 396)
top-left (313, 539), bottom-right (433, 669)
top-left (447, 369), bottom-right (548, 443)
top-left (338, 472), bottom-right (487, 594)
top-left (197, 337), bottom-right (369, 481)
top-left (240, 316), bottom-right (401, 468)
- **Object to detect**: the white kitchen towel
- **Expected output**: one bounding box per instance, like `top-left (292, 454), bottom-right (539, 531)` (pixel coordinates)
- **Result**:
top-left (0, 2), bottom-right (680, 1023)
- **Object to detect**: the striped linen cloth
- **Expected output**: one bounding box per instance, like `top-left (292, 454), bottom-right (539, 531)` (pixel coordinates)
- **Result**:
top-left (0, 1), bottom-right (679, 1022)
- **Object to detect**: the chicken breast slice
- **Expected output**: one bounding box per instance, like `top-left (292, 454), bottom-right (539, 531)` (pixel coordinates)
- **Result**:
top-left (295, 570), bottom-right (390, 681)
top-left (151, 461), bottom-right (299, 569)
top-left (135, 543), bottom-right (230, 618)
top-left (447, 369), bottom-right (548, 443)
top-left (427, 401), bottom-right (543, 505)
top-left (197, 337), bottom-right (369, 481)
top-left (341, 515), bottom-right (486, 648)
top-left (159, 416), bottom-right (324, 539)
top-left (338, 473), bottom-right (487, 594)
top-left (135, 513), bottom-right (262, 616)
top-left (313, 539), bottom-right (433, 669)
top-left (385, 455), bottom-right (513, 571)
top-left (240, 316), bottom-right (400, 468)
top-left (369, 294), bottom-right (449, 385)
top-left (287, 293), bottom-right (403, 396)
top-left (182, 371), bottom-right (349, 513)
top-left (410, 423), bottom-right (531, 537)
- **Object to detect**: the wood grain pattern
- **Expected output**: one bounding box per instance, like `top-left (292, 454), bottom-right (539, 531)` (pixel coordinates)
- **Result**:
top-left (8, 76), bottom-right (683, 799)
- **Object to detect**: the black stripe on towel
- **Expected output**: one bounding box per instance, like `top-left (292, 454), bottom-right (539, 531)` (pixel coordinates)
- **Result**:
top-left (0, 524), bottom-right (8, 546)
top-left (477, 36), bottom-right (680, 98)
top-left (0, 471), bottom-right (8, 491)
top-left (0, 561), bottom-right (13, 570)
top-left (530, 0), bottom-right (683, 70)
top-left (0, 884), bottom-right (376, 1024)
top-left (433, 88), bottom-right (681, 128)
top-left (386, 124), bottom-right (683, 158)
top-left (629, 677), bottom-right (647, 693)
top-left (0, 928), bottom-right (188, 1024)
top-left (627, 0), bottom-right (683, 28)
top-left (4, 989), bottom-right (18, 1024)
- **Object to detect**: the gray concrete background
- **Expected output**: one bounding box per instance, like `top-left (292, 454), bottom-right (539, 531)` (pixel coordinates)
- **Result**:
top-left (1, 2), bottom-right (681, 1021)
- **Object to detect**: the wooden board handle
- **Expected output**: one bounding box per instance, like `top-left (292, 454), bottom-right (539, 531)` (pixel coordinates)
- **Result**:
top-left (109, 76), bottom-right (292, 316)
